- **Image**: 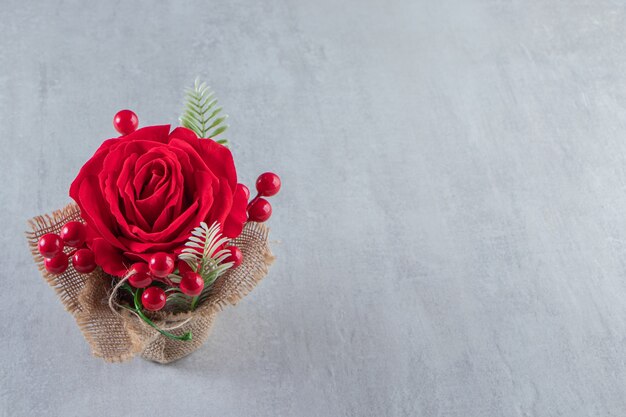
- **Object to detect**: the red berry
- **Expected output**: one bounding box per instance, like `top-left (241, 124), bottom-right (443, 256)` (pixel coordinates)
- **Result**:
top-left (130, 262), bottom-right (150, 274)
top-left (60, 221), bottom-right (86, 247)
top-left (248, 198), bottom-right (272, 222)
top-left (256, 172), bottom-right (281, 197)
top-left (148, 252), bottom-right (175, 278)
top-left (141, 287), bottom-right (166, 311)
top-left (38, 233), bottom-right (64, 258)
top-left (113, 109), bottom-right (138, 135)
top-left (129, 272), bottom-right (152, 288)
top-left (179, 272), bottom-right (204, 296)
top-left (72, 248), bottom-right (96, 274)
top-left (44, 253), bottom-right (69, 274)
top-left (128, 262), bottom-right (152, 288)
top-left (225, 246), bottom-right (243, 268)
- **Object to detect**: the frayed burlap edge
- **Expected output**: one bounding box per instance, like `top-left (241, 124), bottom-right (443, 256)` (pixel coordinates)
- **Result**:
top-left (26, 203), bottom-right (275, 363)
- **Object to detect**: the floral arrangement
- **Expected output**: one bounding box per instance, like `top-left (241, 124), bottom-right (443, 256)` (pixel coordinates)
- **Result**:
top-left (27, 80), bottom-right (279, 362)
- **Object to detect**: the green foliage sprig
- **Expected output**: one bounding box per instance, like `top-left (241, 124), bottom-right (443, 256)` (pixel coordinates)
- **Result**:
top-left (179, 79), bottom-right (229, 145)
top-left (179, 222), bottom-right (233, 309)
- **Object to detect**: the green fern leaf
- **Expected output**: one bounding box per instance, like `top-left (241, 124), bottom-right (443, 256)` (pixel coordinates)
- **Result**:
top-left (179, 79), bottom-right (229, 145)
top-left (179, 221), bottom-right (233, 289)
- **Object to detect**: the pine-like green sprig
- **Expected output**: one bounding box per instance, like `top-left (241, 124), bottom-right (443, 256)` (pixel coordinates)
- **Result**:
top-left (179, 79), bottom-right (229, 145)
top-left (178, 221), bottom-right (234, 309)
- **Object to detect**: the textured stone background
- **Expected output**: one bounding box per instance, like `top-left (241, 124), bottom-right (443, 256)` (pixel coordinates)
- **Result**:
top-left (1, 0), bottom-right (626, 416)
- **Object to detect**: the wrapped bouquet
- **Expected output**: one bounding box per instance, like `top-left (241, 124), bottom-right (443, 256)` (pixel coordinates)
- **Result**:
top-left (26, 80), bottom-right (280, 363)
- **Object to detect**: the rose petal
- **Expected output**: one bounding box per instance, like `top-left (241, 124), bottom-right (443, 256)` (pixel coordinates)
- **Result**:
top-left (69, 138), bottom-right (118, 201)
top-left (91, 237), bottom-right (128, 276)
top-left (207, 179), bottom-right (233, 229)
top-left (117, 153), bottom-right (151, 231)
top-left (122, 125), bottom-right (170, 143)
top-left (169, 126), bottom-right (198, 141)
top-left (222, 183), bottom-right (249, 238)
top-left (77, 175), bottom-right (126, 250)
top-left (171, 135), bottom-right (237, 190)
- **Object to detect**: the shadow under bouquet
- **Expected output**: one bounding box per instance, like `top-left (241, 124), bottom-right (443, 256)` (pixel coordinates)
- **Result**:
top-left (26, 81), bottom-right (280, 363)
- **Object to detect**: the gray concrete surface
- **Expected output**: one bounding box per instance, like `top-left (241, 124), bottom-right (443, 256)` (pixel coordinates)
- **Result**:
top-left (1, 0), bottom-right (626, 416)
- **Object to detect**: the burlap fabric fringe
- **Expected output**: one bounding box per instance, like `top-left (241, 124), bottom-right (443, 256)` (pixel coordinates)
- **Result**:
top-left (26, 203), bottom-right (274, 363)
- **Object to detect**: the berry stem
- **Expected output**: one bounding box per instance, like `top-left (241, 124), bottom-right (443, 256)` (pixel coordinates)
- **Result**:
top-left (153, 275), bottom-right (176, 287)
top-left (132, 288), bottom-right (192, 341)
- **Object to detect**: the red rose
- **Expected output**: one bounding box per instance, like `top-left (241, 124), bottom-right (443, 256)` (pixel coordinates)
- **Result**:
top-left (69, 125), bottom-right (248, 277)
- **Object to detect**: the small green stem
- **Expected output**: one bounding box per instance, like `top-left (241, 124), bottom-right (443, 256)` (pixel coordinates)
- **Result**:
top-left (190, 296), bottom-right (199, 310)
top-left (132, 289), bottom-right (192, 341)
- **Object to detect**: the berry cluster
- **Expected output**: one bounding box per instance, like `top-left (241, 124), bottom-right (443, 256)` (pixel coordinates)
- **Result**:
top-left (38, 222), bottom-right (96, 275)
top-left (129, 253), bottom-right (199, 312)
top-left (247, 172), bottom-right (281, 222)
top-left (127, 246), bottom-right (243, 312)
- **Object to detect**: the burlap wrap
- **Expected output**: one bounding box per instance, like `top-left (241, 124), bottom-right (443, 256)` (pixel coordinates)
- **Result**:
top-left (26, 203), bottom-right (274, 363)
